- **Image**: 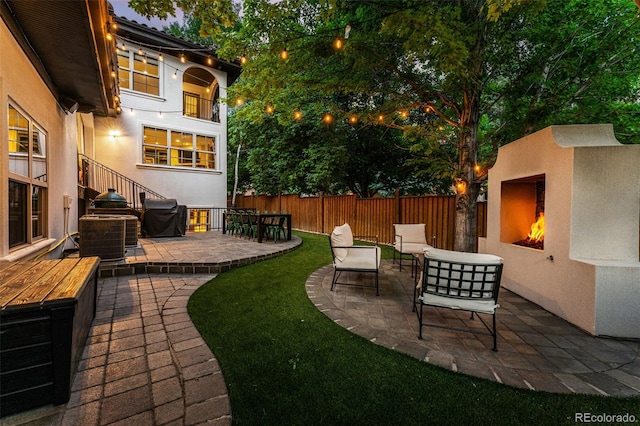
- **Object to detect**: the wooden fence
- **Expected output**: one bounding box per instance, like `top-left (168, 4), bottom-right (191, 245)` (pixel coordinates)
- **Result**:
top-left (230, 193), bottom-right (487, 250)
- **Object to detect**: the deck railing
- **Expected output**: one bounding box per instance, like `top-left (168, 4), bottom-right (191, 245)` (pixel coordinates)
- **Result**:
top-left (79, 154), bottom-right (166, 210)
top-left (183, 92), bottom-right (220, 123)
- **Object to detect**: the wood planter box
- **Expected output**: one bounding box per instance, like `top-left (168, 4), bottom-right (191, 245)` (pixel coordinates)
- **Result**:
top-left (0, 257), bottom-right (100, 417)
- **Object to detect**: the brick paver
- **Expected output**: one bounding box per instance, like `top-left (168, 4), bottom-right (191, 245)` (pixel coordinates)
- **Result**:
top-left (306, 261), bottom-right (640, 396)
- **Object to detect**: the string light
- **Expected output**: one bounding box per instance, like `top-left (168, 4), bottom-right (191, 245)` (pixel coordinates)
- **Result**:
top-left (293, 109), bottom-right (302, 120)
top-left (158, 53), bottom-right (163, 61)
top-left (323, 113), bottom-right (333, 124)
top-left (333, 37), bottom-right (343, 50)
top-left (173, 70), bottom-right (178, 79)
top-left (138, 47), bottom-right (143, 55)
top-left (235, 97), bottom-right (244, 106)
top-left (106, 31), bottom-right (113, 41)
top-left (377, 114), bottom-right (385, 122)
top-left (240, 54), bottom-right (248, 65)
top-left (207, 55), bottom-right (213, 65)
top-left (180, 51), bottom-right (186, 63)
top-left (265, 105), bottom-right (274, 114)
top-left (280, 48), bottom-right (288, 60)
top-left (349, 115), bottom-right (358, 124)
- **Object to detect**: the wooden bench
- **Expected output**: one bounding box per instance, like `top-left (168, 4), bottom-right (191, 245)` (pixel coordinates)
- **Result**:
top-left (414, 248), bottom-right (504, 350)
top-left (0, 257), bottom-right (100, 417)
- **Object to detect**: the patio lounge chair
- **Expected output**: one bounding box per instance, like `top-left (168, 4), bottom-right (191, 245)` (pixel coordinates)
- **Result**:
top-left (328, 223), bottom-right (381, 295)
top-left (415, 247), bottom-right (504, 350)
top-left (393, 223), bottom-right (432, 272)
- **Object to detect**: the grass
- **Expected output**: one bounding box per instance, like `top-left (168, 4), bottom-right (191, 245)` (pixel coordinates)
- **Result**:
top-left (188, 231), bottom-right (639, 425)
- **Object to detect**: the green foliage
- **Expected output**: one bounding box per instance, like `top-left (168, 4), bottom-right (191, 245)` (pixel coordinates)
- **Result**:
top-left (164, 15), bottom-right (215, 47)
top-left (128, 0), bottom-right (236, 35)
top-left (488, 0), bottom-right (640, 145)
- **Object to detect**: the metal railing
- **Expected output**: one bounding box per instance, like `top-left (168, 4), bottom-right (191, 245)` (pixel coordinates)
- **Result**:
top-left (186, 207), bottom-right (231, 232)
top-left (79, 154), bottom-right (166, 210)
top-left (183, 92), bottom-right (220, 123)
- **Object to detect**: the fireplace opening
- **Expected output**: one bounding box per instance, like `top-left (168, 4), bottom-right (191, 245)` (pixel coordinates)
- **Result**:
top-left (500, 174), bottom-right (545, 250)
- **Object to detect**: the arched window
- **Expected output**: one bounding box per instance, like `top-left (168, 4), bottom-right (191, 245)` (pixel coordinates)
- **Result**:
top-left (182, 67), bottom-right (219, 122)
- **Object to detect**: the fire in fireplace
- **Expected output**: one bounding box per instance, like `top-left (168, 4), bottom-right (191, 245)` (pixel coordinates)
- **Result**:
top-left (500, 174), bottom-right (545, 251)
top-left (513, 212), bottom-right (544, 250)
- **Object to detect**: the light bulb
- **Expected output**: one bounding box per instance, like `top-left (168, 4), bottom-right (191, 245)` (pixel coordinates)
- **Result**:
top-left (280, 48), bottom-right (288, 60)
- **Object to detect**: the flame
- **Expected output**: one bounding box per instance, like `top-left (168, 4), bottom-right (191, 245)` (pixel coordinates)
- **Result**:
top-left (527, 213), bottom-right (545, 242)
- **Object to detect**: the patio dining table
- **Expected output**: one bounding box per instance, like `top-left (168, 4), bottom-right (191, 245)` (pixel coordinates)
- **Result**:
top-left (223, 211), bottom-right (292, 243)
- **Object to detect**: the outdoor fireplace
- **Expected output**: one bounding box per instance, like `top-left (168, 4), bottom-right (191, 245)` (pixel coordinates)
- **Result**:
top-left (479, 124), bottom-right (640, 339)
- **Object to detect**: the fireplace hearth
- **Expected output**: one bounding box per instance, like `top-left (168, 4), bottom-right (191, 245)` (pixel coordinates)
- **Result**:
top-left (479, 124), bottom-right (640, 339)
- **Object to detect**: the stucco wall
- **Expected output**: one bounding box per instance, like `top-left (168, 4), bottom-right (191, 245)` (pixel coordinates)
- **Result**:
top-left (93, 47), bottom-right (228, 208)
top-left (481, 125), bottom-right (640, 338)
top-left (1, 19), bottom-right (79, 260)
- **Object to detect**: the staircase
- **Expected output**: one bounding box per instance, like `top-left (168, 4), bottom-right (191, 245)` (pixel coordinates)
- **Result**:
top-left (78, 154), bottom-right (166, 212)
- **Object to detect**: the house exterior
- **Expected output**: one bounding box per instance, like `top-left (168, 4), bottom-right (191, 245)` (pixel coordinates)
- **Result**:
top-left (1, 0), bottom-right (239, 262)
top-left (93, 17), bottom-right (240, 231)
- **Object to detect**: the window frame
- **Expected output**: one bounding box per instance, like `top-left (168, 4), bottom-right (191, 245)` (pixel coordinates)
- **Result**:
top-left (117, 46), bottom-right (162, 97)
top-left (7, 103), bottom-right (48, 250)
top-left (141, 124), bottom-right (218, 171)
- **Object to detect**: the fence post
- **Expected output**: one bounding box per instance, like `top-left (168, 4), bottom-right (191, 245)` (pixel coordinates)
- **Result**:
top-left (395, 190), bottom-right (402, 224)
top-left (319, 192), bottom-right (324, 234)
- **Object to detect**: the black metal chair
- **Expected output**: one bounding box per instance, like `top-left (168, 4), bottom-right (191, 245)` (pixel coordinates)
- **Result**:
top-left (415, 248), bottom-right (504, 350)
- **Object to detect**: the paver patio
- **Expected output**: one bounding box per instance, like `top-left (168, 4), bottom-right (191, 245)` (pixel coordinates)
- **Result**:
top-left (4, 232), bottom-right (638, 425)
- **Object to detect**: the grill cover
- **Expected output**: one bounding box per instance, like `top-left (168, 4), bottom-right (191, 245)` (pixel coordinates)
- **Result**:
top-left (141, 199), bottom-right (186, 237)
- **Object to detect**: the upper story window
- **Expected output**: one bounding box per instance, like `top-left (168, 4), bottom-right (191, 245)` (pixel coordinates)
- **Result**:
top-left (183, 67), bottom-right (220, 122)
top-left (118, 49), bottom-right (160, 96)
top-left (7, 104), bottom-right (47, 248)
top-left (142, 126), bottom-right (216, 170)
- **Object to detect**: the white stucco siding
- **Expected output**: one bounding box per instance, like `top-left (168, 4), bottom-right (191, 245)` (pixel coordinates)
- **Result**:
top-left (1, 19), bottom-right (79, 260)
top-left (93, 49), bottom-right (228, 208)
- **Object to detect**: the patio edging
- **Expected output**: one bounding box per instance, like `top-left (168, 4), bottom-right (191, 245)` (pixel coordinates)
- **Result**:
top-left (97, 237), bottom-right (303, 278)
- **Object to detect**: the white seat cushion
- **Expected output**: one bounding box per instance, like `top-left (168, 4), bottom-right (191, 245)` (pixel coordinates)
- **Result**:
top-left (396, 242), bottom-right (432, 255)
top-left (419, 293), bottom-right (498, 314)
top-left (334, 246), bottom-right (381, 271)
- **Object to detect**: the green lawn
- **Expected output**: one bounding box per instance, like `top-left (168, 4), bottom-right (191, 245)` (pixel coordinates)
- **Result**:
top-left (188, 232), bottom-right (639, 425)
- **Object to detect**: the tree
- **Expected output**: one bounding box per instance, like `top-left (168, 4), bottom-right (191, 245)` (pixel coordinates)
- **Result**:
top-left (128, 0), bottom-right (236, 36)
top-left (217, 0), bottom-right (639, 251)
top-left (130, 0), bottom-right (640, 251)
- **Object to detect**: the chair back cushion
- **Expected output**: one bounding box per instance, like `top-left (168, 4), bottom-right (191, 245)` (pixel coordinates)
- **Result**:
top-left (331, 223), bottom-right (354, 262)
top-left (394, 223), bottom-right (427, 246)
top-left (421, 247), bottom-right (503, 301)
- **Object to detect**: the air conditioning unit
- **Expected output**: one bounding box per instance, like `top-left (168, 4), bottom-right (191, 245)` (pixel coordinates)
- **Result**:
top-left (79, 216), bottom-right (126, 261)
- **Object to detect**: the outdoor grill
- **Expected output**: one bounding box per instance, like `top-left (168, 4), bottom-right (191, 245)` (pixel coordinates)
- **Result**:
top-left (93, 188), bottom-right (127, 208)
top-left (141, 198), bottom-right (187, 237)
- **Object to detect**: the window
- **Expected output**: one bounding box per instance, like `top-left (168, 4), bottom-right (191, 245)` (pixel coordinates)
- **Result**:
top-left (117, 49), bottom-right (160, 96)
top-left (8, 104), bottom-right (47, 249)
top-left (189, 209), bottom-right (210, 232)
top-left (142, 126), bottom-right (216, 169)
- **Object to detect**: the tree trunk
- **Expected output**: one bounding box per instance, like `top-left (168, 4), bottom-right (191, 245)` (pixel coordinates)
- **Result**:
top-left (454, 90), bottom-right (481, 253)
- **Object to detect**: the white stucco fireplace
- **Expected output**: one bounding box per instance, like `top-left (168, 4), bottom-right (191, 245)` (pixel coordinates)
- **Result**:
top-left (479, 124), bottom-right (640, 339)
